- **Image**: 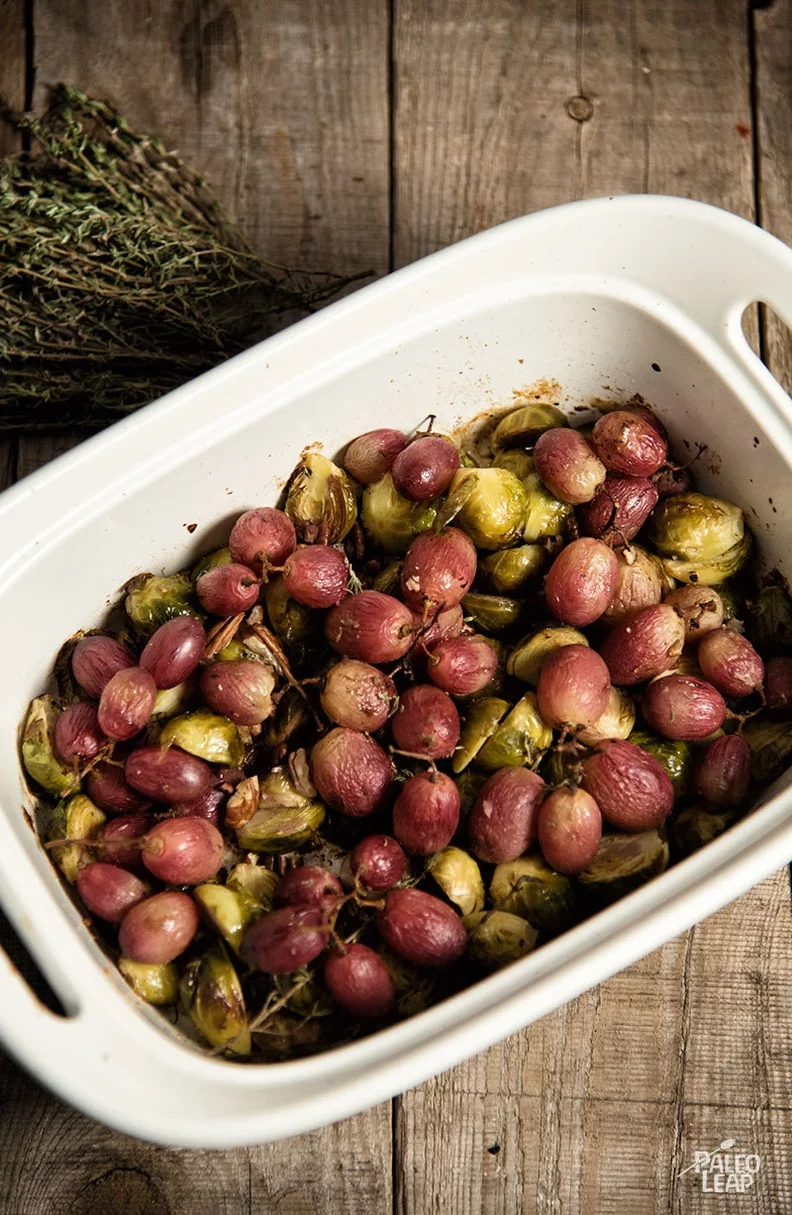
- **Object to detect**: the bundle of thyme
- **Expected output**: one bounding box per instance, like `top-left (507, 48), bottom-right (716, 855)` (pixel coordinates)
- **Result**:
top-left (0, 85), bottom-right (360, 432)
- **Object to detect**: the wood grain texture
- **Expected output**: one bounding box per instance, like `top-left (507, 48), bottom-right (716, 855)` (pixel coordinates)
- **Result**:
top-left (33, 0), bottom-right (390, 277)
top-left (0, 0), bottom-right (25, 156)
top-left (754, 0), bottom-right (792, 395)
top-left (392, 2), bottom-right (785, 1211)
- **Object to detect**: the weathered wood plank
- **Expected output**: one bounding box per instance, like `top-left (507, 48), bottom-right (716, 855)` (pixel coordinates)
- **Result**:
top-left (754, 0), bottom-right (792, 395)
top-left (2, 4), bottom-right (393, 1212)
top-left (0, 0), bottom-right (26, 156)
top-left (392, 3), bottom-right (788, 1212)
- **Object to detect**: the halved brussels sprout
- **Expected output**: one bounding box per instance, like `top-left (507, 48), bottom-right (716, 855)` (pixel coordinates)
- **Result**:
top-left (159, 710), bottom-right (246, 766)
top-left (194, 882), bottom-right (264, 953)
top-left (507, 625), bottom-right (589, 686)
top-left (521, 468), bottom-right (573, 542)
top-left (455, 767), bottom-right (489, 815)
top-left (493, 449), bottom-right (533, 480)
top-left (372, 560), bottom-right (403, 596)
top-left (190, 546), bottom-right (232, 585)
top-left (650, 493), bottom-right (750, 586)
top-left (476, 692), bottom-right (552, 770)
top-left (480, 544), bottom-right (544, 594)
top-left (180, 943), bottom-right (250, 1055)
top-left (377, 946), bottom-right (436, 1018)
top-left (629, 730), bottom-right (693, 797)
top-left (748, 584), bottom-right (792, 657)
top-left (428, 846), bottom-right (485, 915)
top-left (252, 1012), bottom-right (325, 1061)
top-left (41, 792), bottom-right (106, 883)
top-left (577, 829), bottom-right (669, 903)
top-left (452, 697), bottom-right (510, 773)
top-left (464, 910), bottom-right (537, 968)
top-left (262, 575), bottom-right (322, 664)
top-left (236, 771), bottom-right (325, 852)
top-left (717, 584), bottom-right (744, 624)
top-left (119, 957), bottom-right (178, 1005)
top-left (217, 638), bottom-right (246, 662)
top-left (489, 851), bottom-right (575, 936)
top-left (541, 745), bottom-right (586, 788)
top-left (743, 716), bottom-right (792, 784)
top-left (491, 403), bottom-right (567, 450)
top-left (125, 572), bottom-right (201, 638)
top-left (441, 467), bottom-right (530, 551)
top-left (461, 592), bottom-right (523, 634)
top-left (672, 804), bottom-right (739, 859)
top-left (22, 696), bottom-right (77, 796)
top-left (362, 474), bottom-right (439, 554)
top-left (285, 451), bottom-right (357, 544)
top-left (275, 970), bottom-right (334, 1018)
top-left (152, 680), bottom-right (195, 720)
top-left (577, 687), bottom-right (636, 746)
top-left (227, 862), bottom-right (278, 910)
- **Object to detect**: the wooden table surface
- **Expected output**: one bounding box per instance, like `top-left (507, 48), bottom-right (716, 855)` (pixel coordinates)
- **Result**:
top-left (2, 2), bottom-right (792, 1211)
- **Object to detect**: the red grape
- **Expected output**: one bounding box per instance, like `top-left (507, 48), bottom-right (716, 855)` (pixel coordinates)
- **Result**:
top-left (77, 861), bottom-right (149, 923)
top-left (537, 787), bottom-right (602, 874)
top-left (98, 667), bottom-right (157, 741)
top-left (324, 945), bottom-right (396, 1018)
top-left (97, 812), bottom-right (152, 867)
top-left (274, 866), bottom-right (344, 915)
top-left (140, 616), bottom-right (206, 689)
top-left (72, 634), bottom-right (135, 699)
top-left (282, 545), bottom-right (349, 609)
top-left (533, 428), bottom-right (607, 504)
top-left (582, 739), bottom-right (674, 830)
top-left (241, 905), bottom-right (328, 974)
top-left (325, 591), bottom-right (414, 663)
top-left (169, 787), bottom-right (225, 826)
top-left (592, 409), bottom-right (667, 476)
top-left (377, 888), bottom-right (467, 967)
top-left (196, 563), bottom-right (260, 616)
top-left (320, 659), bottom-right (397, 732)
top-left (578, 473), bottom-right (659, 543)
top-left (545, 537), bottom-right (619, 627)
top-left (310, 728), bottom-right (394, 817)
top-left (698, 627), bottom-right (764, 698)
top-left (391, 684), bottom-right (460, 759)
top-left (200, 660), bottom-right (275, 725)
top-left (601, 546), bottom-right (666, 626)
top-left (125, 746), bottom-right (214, 803)
top-left (426, 635), bottom-right (499, 696)
top-left (468, 767), bottom-right (545, 863)
top-left (693, 733), bottom-right (751, 808)
top-left (86, 762), bottom-right (153, 815)
top-left (54, 701), bottom-right (106, 765)
top-left (350, 834), bottom-right (407, 891)
top-left (229, 507), bottom-right (296, 571)
top-left (537, 645), bottom-right (610, 729)
top-left (641, 674), bottom-right (727, 740)
top-left (392, 770), bottom-right (460, 856)
top-left (400, 528), bottom-right (477, 611)
top-left (391, 435), bottom-right (460, 501)
top-left (599, 603), bottom-right (686, 685)
top-left (119, 891), bottom-right (200, 964)
top-left (141, 817), bottom-right (225, 884)
top-left (766, 657), bottom-right (792, 709)
top-left (344, 429), bottom-right (408, 484)
top-left (664, 585), bottom-right (724, 642)
top-left (414, 604), bottom-right (466, 653)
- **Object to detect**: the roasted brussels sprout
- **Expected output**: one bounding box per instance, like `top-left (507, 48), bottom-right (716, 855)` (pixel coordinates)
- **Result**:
top-left (361, 474), bottom-right (439, 554)
top-left (521, 467), bottom-right (573, 542)
top-left (452, 697), bottom-right (510, 773)
top-left (717, 584), bottom-right (744, 624)
top-left (577, 829), bottom-right (669, 903)
top-left (541, 744), bottom-right (586, 788)
top-left (464, 910), bottom-right (537, 968)
top-left (262, 685), bottom-right (312, 752)
top-left (455, 767), bottom-right (489, 815)
top-left (629, 730), bottom-right (693, 796)
top-left (118, 957), bottom-right (179, 1005)
top-left (491, 403), bottom-right (567, 450)
top-left (236, 771), bottom-right (325, 852)
top-left (190, 546), bottom-right (232, 585)
top-left (159, 710), bottom-right (245, 766)
top-left (748, 584), bottom-right (792, 657)
top-left (180, 943), bottom-right (251, 1055)
top-left (372, 560), bottom-right (404, 596)
top-left (493, 449), bottom-right (533, 480)
top-left (577, 687), bottom-right (636, 746)
top-left (461, 592), bottom-right (523, 633)
top-left (441, 467), bottom-right (530, 550)
top-left (285, 451), bottom-right (357, 544)
top-left (227, 862), bottom-right (278, 910)
top-left (476, 692), bottom-right (553, 770)
top-left (125, 572), bottom-right (200, 639)
top-left (507, 625), bottom-right (589, 686)
top-left (672, 804), bottom-right (739, 858)
top-left (428, 846), bottom-right (485, 915)
top-left (275, 970), bottom-right (335, 1018)
top-left (649, 493), bottom-right (750, 585)
top-left (262, 575), bottom-right (322, 666)
top-left (480, 544), bottom-right (544, 594)
top-left (489, 851), bottom-right (575, 935)
top-left (22, 696), bottom-right (77, 796)
top-left (40, 792), bottom-right (106, 883)
top-left (743, 716), bottom-right (792, 784)
top-left (152, 681), bottom-right (195, 720)
top-left (194, 882), bottom-right (264, 953)
top-left (377, 946), bottom-right (436, 1018)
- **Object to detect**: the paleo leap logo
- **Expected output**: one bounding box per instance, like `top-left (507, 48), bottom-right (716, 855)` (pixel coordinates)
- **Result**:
top-left (678, 1138), bottom-right (761, 1194)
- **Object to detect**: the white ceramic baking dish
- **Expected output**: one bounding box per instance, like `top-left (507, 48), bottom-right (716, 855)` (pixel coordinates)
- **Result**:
top-left (3, 195), bottom-right (792, 1147)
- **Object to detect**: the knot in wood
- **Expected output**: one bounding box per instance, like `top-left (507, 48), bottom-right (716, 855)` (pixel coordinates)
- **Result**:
top-left (566, 96), bottom-right (594, 122)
